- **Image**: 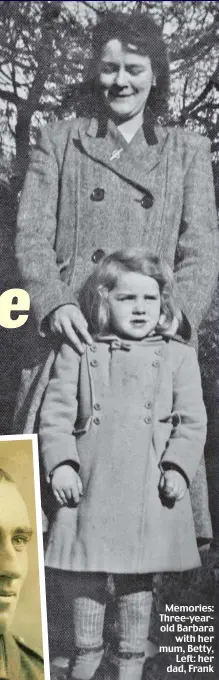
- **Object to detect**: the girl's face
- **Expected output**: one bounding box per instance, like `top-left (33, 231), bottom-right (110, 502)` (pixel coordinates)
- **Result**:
top-left (98, 39), bottom-right (153, 121)
top-left (107, 271), bottom-right (161, 340)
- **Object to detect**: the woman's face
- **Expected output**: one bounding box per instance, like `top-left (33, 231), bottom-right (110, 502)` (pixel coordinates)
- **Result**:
top-left (98, 39), bottom-right (154, 121)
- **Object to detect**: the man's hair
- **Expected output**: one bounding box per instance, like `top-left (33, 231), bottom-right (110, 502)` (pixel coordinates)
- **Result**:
top-left (79, 248), bottom-right (179, 335)
top-left (0, 469), bottom-right (15, 484)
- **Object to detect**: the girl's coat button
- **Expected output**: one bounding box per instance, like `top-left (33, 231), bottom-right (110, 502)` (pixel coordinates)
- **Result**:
top-left (94, 403), bottom-right (101, 411)
top-left (94, 417), bottom-right (100, 425)
top-left (152, 360), bottom-right (160, 368)
top-left (144, 416), bottom-right (152, 424)
top-left (172, 412), bottom-right (181, 427)
top-left (90, 359), bottom-right (98, 367)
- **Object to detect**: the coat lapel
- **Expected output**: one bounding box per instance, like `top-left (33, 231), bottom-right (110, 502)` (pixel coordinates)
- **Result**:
top-left (77, 117), bottom-right (168, 193)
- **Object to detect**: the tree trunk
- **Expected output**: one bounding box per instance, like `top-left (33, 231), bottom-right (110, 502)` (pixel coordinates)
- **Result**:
top-left (13, 104), bottom-right (32, 194)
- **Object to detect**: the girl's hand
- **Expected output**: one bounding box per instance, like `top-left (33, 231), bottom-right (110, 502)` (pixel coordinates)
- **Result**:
top-left (159, 469), bottom-right (187, 501)
top-left (51, 464), bottom-right (83, 505)
top-left (49, 304), bottom-right (92, 354)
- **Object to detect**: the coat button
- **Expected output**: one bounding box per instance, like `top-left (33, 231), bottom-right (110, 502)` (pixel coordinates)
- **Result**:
top-left (144, 401), bottom-right (152, 409)
top-left (90, 345), bottom-right (97, 352)
top-left (144, 416), bottom-right (152, 424)
top-left (94, 417), bottom-right (100, 425)
top-left (172, 413), bottom-right (181, 427)
top-left (90, 187), bottom-right (105, 202)
top-left (92, 249), bottom-right (105, 263)
top-left (141, 190), bottom-right (154, 209)
top-left (94, 403), bottom-right (101, 411)
top-left (90, 359), bottom-right (98, 367)
top-left (152, 360), bottom-right (160, 368)
top-left (155, 348), bottom-right (162, 355)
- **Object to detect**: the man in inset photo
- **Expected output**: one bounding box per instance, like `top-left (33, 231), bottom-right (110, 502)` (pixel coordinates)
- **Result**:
top-left (0, 468), bottom-right (44, 679)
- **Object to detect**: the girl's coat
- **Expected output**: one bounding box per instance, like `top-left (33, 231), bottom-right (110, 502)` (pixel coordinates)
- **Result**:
top-left (39, 336), bottom-right (207, 574)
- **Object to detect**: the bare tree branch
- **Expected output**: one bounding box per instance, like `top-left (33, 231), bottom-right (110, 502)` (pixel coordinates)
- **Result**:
top-left (188, 109), bottom-right (219, 138)
top-left (170, 14), bottom-right (219, 62)
top-left (25, 2), bottom-right (62, 116)
top-left (181, 79), bottom-right (214, 118)
top-left (182, 77), bottom-right (189, 109)
top-left (0, 68), bottom-right (14, 84)
top-left (6, 101), bottom-right (15, 137)
top-left (211, 140), bottom-right (219, 152)
top-left (0, 88), bottom-right (19, 105)
top-left (78, 1), bottom-right (103, 16)
top-left (11, 61), bottom-right (17, 96)
top-left (134, 1), bottom-right (144, 12)
top-left (192, 102), bottom-right (219, 114)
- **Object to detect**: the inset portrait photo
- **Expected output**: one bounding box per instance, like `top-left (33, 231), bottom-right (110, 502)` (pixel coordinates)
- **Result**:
top-left (0, 434), bottom-right (50, 679)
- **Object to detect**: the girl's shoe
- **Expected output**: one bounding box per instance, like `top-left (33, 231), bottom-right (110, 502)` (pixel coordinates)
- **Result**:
top-left (108, 654), bottom-right (145, 680)
top-left (50, 663), bottom-right (68, 680)
top-left (67, 647), bottom-right (104, 680)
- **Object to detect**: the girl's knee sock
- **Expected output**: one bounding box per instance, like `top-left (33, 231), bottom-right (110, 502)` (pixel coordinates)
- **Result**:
top-left (70, 596), bottom-right (105, 680)
top-left (118, 589), bottom-right (153, 656)
top-left (110, 590), bottom-right (155, 680)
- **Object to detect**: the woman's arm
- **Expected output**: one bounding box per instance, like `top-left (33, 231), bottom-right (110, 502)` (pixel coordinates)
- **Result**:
top-left (160, 346), bottom-right (207, 484)
top-left (38, 342), bottom-right (81, 479)
top-left (173, 136), bottom-right (218, 338)
top-left (15, 125), bottom-right (77, 329)
top-left (15, 124), bottom-right (92, 351)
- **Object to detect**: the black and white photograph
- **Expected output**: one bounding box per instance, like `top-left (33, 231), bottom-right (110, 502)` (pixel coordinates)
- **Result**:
top-left (0, 1), bottom-right (218, 679)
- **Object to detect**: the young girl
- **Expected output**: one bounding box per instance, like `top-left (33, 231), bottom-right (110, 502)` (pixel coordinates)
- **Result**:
top-left (39, 250), bottom-right (207, 680)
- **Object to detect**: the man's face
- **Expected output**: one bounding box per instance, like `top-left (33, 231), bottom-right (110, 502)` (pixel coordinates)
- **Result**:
top-left (0, 482), bottom-right (32, 634)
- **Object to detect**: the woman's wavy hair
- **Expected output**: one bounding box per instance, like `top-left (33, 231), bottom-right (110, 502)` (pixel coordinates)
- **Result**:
top-left (79, 249), bottom-right (179, 336)
top-left (78, 11), bottom-right (169, 120)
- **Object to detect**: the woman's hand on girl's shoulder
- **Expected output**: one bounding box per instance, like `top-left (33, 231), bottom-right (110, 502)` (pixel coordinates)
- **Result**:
top-left (51, 464), bottom-right (83, 505)
top-left (49, 304), bottom-right (92, 354)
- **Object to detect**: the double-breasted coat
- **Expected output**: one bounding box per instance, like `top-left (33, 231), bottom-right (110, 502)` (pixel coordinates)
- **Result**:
top-left (16, 116), bottom-right (218, 340)
top-left (39, 336), bottom-right (207, 574)
top-left (14, 115), bottom-right (218, 539)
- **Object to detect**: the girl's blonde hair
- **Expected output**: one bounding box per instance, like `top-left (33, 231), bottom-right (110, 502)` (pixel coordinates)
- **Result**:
top-left (79, 249), bottom-right (179, 335)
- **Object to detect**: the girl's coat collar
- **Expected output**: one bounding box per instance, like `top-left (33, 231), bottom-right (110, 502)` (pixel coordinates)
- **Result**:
top-left (93, 333), bottom-right (165, 351)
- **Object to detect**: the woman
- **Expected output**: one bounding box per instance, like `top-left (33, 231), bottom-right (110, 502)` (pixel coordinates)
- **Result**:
top-left (14, 11), bottom-right (217, 538)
